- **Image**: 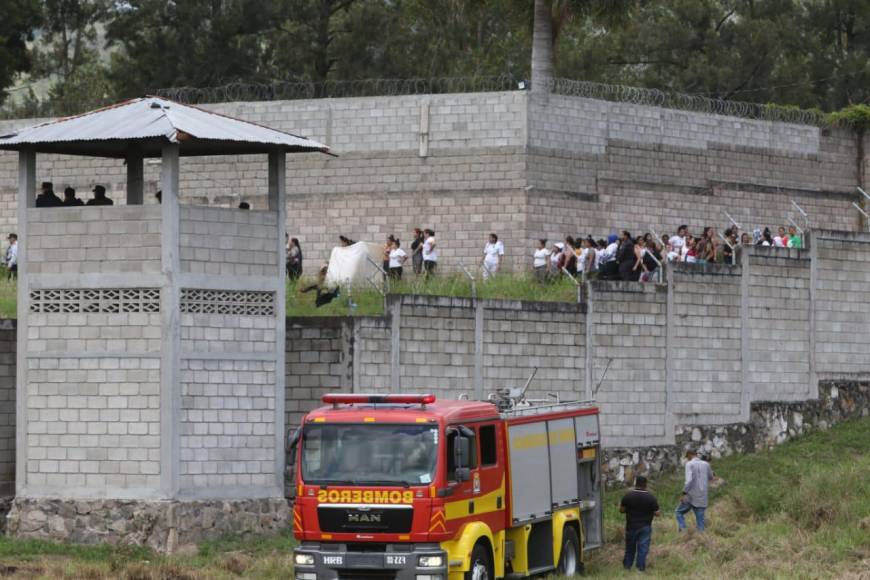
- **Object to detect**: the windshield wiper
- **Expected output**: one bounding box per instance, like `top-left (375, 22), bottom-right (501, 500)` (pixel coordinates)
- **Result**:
top-left (311, 479), bottom-right (357, 487)
top-left (356, 480), bottom-right (414, 488)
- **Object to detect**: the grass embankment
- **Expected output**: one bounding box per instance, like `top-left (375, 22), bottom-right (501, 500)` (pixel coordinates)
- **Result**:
top-left (0, 274), bottom-right (578, 319)
top-left (286, 273), bottom-right (580, 317)
top-left (0, 417), bottom-right (865, 578)
top-left (571, 416), bottom-right (870, 579)
top-left (0, 279), bottom-right (15, 318)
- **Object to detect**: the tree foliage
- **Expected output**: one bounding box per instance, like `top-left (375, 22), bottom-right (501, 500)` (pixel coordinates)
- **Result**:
top-left (5, 0), bottom-right (870, 113)
top-left (0, 0), bottom-right (42, 106)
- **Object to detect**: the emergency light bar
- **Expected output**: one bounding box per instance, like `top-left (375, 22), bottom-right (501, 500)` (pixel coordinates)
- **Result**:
top-left (321, 393), bottom-right (436, 405)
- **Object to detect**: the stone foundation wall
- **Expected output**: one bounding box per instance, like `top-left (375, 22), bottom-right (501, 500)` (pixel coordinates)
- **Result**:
top-left (7, 497), bottom-right (289, 553)
top-left (603, 380), bottom-right (870, 486)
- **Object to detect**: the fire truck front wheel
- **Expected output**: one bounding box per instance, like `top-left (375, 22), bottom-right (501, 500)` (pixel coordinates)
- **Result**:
top-left (556, 525), bottom-right (582, 576)
top-left (465, 542), bottom-right (493, 580)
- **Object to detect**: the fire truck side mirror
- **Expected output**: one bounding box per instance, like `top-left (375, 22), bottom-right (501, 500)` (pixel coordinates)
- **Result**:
top-left (455, 436), bottom-right (472, 476)
top-left (286, 427), bottom-right (301, 497)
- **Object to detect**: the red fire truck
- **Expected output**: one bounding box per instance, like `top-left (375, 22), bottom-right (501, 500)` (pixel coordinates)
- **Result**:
top-left (289, 393), bottom-right (603, 580)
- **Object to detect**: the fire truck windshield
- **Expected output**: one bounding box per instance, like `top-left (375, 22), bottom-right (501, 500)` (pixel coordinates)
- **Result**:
top-left (301, 423), bottom-right (438, 487)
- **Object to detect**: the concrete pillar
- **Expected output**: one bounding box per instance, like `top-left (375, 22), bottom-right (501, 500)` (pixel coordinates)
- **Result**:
top-left (15, 150), bottom-right (35, 495)
top-left (473, 302), bottom-right (484, 400)
top-left (160, 143), bottom-right (180, 497)
top-left (390, 297), bottom-right (402, 390)
top-left (269, 150), bottom-right (287, 491)
top-left (664, 274), bottom-right (676, 442)
top-left (584, 285), bottom-right (594, 401)
top-left (808, 231), bottom-right (819, 399)
top-left (739, 252), bottom-right (752, 420)
top-left (126, 152), bottom-right (144, 205)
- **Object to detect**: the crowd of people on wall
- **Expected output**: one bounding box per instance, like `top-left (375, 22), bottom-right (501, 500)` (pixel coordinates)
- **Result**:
top-left (532, 222), bottom-right (804, 283)
top-left (283, 222), bottom-right (804, 287)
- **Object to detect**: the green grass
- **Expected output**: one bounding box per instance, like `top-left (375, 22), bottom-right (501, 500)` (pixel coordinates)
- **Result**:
top-left (0, 278), bottom-right (15, 318)
top-left (0, 417), bottom-right (865, 578)
top-left (286, 272), bottom-right (580, 317)
top-left (552, 416), bottom-right (870, 579)
top-left (0, 272), bottom-right (580, 319)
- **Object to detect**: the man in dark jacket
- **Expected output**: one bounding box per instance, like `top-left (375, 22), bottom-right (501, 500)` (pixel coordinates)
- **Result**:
top-left (616, 230), bottom-right (636, 281)
top-left (36, 182), bottom-right (63, 207)
top-left (620, 475), bottom-right (661, 572)
top-left (62, 187), bottom-right (84, 206)
top-left (86, 185), bottom-right (114, 206)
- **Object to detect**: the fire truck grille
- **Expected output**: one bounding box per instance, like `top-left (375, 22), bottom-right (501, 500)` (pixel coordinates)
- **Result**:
top-left (317, 506), bottom-right (413, 534)
top-left (338, 572), bottom-right (397, 580)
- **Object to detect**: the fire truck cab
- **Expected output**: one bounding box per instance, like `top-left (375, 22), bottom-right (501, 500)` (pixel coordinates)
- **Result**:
top-left (290, 393), bottom-right (603, 580)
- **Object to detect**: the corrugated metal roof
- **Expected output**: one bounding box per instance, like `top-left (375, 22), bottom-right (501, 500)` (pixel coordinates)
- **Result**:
top-left (0, 97), bottom-right (331, 158)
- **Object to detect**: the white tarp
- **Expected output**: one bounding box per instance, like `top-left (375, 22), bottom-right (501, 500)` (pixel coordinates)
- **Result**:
top-left (325, 242), bottom-right (381, 287)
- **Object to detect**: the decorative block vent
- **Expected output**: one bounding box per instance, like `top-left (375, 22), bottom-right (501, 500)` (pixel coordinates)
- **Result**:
top-left (30, 288), bottom-right (160, 313)
top-left (180, 289), bottom-right (275, 316)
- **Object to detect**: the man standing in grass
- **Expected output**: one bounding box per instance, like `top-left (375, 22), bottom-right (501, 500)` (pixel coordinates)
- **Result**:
top-left (620, 475), bottom-right (661, 572)
top-left (676, 449), bottom-right (715, 532)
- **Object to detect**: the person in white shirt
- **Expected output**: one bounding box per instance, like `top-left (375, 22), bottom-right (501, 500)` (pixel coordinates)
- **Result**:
top-left (388, 239), bottom-right (408, 280)
top-left (773, 226), bottom-right (787, 248)
top-left (533, 239), bottom-right (550, 283)
top-left (550, 242), bottom-right (563, 273)
top-left (669, 225), bottom-right (688, 256)
top-left (5, 234), bottom-right (17, 280)
top-left (422, 228), bottom-right (437, 276)
top-left (481, 233), bottom-right (505, 280)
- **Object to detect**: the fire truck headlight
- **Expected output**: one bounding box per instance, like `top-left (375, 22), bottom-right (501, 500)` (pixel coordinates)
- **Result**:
top-left (294, 553), bottom-right (315, 566)
top-left (418, 555), bottom-right (444, 568)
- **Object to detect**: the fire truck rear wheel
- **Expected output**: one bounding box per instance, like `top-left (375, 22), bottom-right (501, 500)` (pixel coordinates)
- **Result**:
top-left (557, 525), bottom-right (582, 576)
top-left (465, 542), bottom-right (493, 580)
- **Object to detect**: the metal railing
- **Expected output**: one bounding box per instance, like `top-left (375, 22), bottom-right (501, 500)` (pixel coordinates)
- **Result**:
top-left (459, 263), bottom-right (477, 301)
top-left (855, 187), bottom-right (870, 233)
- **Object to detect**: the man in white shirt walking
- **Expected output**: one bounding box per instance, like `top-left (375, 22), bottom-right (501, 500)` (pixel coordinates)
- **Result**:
top-left (675, 449), bottom-right (715, 532)
top-left (5, 234), bottom-right (17, 281)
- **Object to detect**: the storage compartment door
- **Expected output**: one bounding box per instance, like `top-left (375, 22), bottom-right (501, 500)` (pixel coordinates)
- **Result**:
top-left (548, 418), bottom-right (579, 507)
top-left (508, 422), bottom-right (551, 523)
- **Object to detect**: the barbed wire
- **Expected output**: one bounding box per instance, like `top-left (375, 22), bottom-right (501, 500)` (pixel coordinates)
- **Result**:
top-left (550, 78), bottom-right (830, 126)
top-left (151, 76), bottom-right (520, 104)
top-left (2, 76), bottom-right (837, 127)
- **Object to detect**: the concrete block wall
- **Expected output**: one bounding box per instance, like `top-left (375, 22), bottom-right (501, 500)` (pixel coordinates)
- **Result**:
top-left (181, 314), bottom-right (277, 355)
top-left (24, 356), bottom-right (161, 494)
top-left (814, 230), bottom-right (870, 377)
top-left (284, 317), bottom-right (353, 430)
top-left (587, 282), bottom-right (669, 447)
top-left (27, 207), bottom-right (161, 275)
top-left (395, 296), bottom-right (477, 396)
top-left (285, 188), bottom-right (529, 272)
top-left (179, 359), bottom-right (276, 491)
top-left (354, 316), bottom-right (392, 392)
top-left (747, 248), bottom-right (812, 400)
top-left (669, 264), bottom-right (743, 422)
top-left (482, 300), bottom-right (585, 401)
top-left (180, 207), bottom-right (278, 277)
top-left (0, 322), bottom-right (15, 496)
top-left (28, 312), bottom-right (162, 354)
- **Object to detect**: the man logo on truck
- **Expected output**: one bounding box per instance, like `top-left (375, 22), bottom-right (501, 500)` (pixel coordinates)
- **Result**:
top-left (347, 512), bottom-right (382, 523)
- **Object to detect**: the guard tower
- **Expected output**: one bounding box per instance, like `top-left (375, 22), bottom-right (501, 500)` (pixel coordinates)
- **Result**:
top-left (0, 98), bottom-right (330, 550)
